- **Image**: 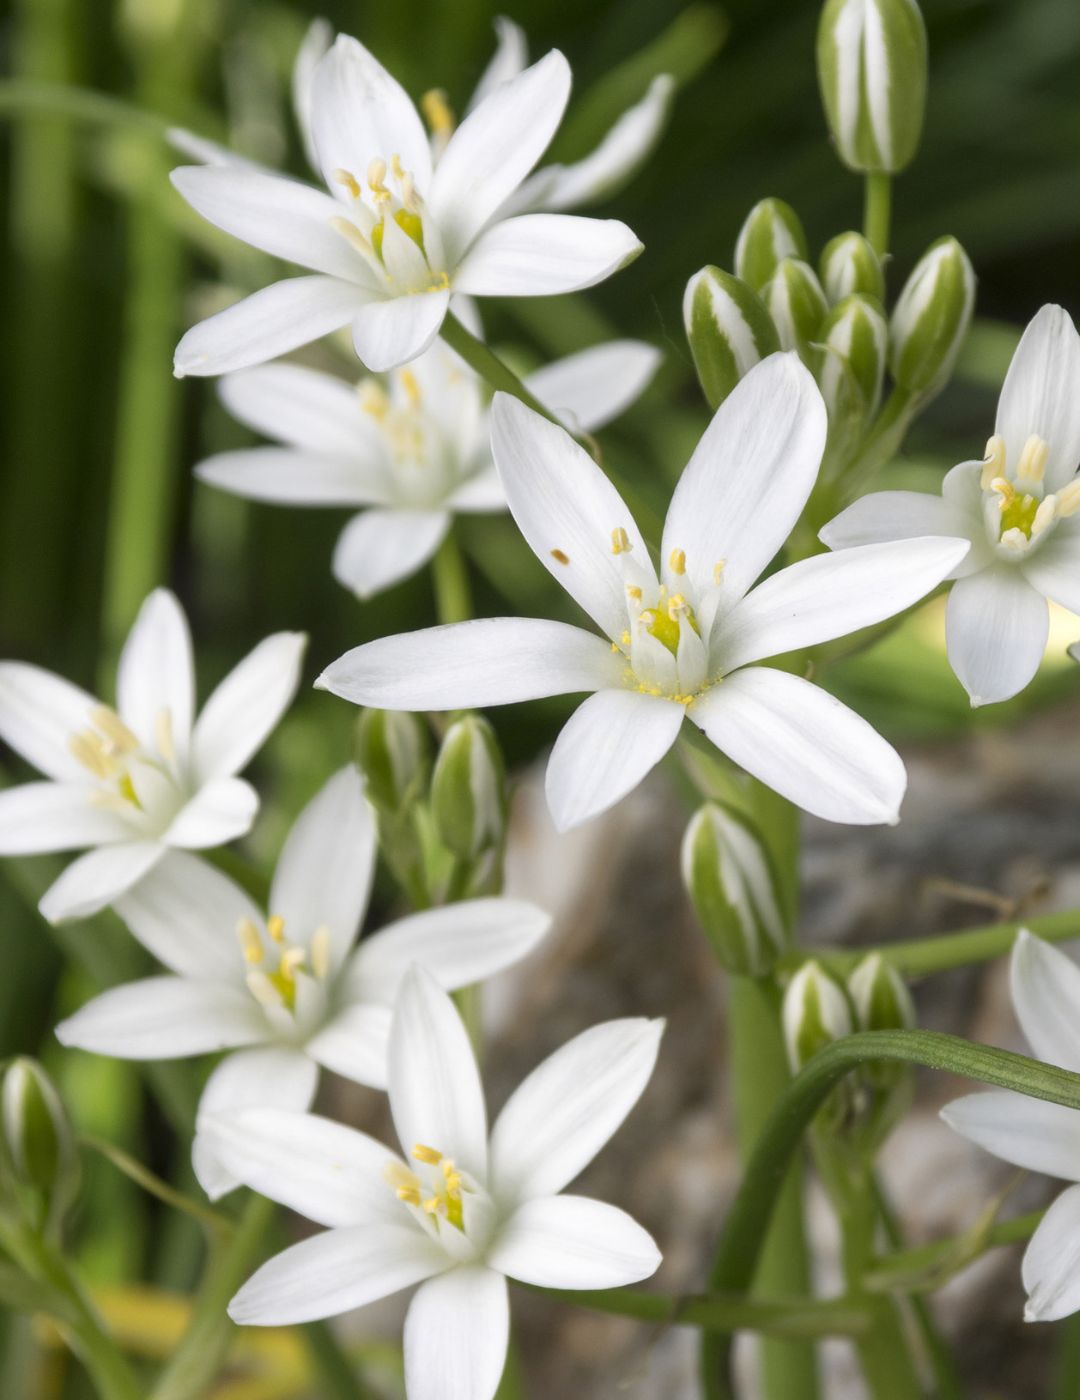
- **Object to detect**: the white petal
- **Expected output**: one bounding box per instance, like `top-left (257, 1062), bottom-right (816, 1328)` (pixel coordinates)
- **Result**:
top-left (170, 166), bottom-right (370, 282)
top-left (454, 214), bottom-right (643, 297)
top-left (1021, 523), bottom-right (1080, 615)
top-left (545, 689), bottom-right (684, 832)
top-left (404, 1267), bottom-right (508, 1400)
top-left (166, 126), bottom-right (263, 171)
top-left (1011, 929), bottom-right (1080, 1073)
top-left (332, 508), bottom-right (450, 600)
top-left (317, 617), bottom-right (622, 711)
top-left (0, 783), bottom-right (132, 854)
top-left (0, 662), bottom-right (100, 782)
top-left (39, 842), bottom-right (164, 923)
top-left (716, 536), bottom-right (970, 671)
top-left (175, 277), bottom-right (372, 379)
top-left (218, 363), bottom-right (370, 453)
top-left (56, 977), bottom-right (265, 1058)
top-left (388, 967), bottom-right (487, 1181)
top-left (692, 668), bottom-right (905, 825)
top-left (945, 566), bottom-right (1048, 707)
top-left (466, 17), bottom-right (528, 113)
top-left (996, 305), bottom-right (1080, 491)
top-left (269, 766), bottom-right (375, 971)
top-left (196, 448), bottom-right (393, 508)
top-left (661, 354), bottom-right (828, 606)
top-left (349, 898), bottom-right (551, 1004)
top-left (230, 1223), bottom-right (446, 1326)
top-left (164, 778), bottom-right (258, 849)
top-left (117, 589), bottom-right (194, 757)
top-left (488, 1195), bottom-right (660, 1288)
top-left (309, 36), bottom-right (433, 199)
top-left (446, 465), bottom-right (505, 513)
top-left (941, 1090), bottom-right (1080, 1182)
top-left (1023, 1185), bottom-right (1080, 1321)
top-left (292, 17), bottom-right (334, 171)
top-left (192, 632), bottom-right (306, 783)
top-left (524, 340), bottom-right (661, 433)
top-left (490, 393), bottom-right (653, 639)
top-left (489, 1018), bottom-right (662, 1203)
top-left (113, 849), bottom-right (259, 979)
top-left (305, 1003), bottom-right (393, 1088)
top-left (820, 489), bottom-right (981, 579)
top-left (351, 290), bottom-right (450, 373)
top-left (431, 51), bottom-right (571, 266)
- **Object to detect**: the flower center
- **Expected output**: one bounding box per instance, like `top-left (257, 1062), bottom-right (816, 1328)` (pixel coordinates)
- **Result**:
top-left (238, 915), bottom-right (330, 1015)
top-left (329, 157), bottom-right (449, 295)
top-left (69, 705), bottom-right (179, 817)
top-left (385, 1144), bottom-right (468, 1233)
top-left (980, 432), bottom-right (1080, 553)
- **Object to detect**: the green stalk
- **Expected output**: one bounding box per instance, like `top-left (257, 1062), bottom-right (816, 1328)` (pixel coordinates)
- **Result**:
top-left (439, 315), bottom-right (557, 423)
top-left (863, 173), bottom-right (892, 258)
top-left (432, 529), bottom-right (473, 625)
top-left (0, 79), bottom-right (168, 133)
top-left (304, 1319), bottom-right (369, 1400)
top-left (531, 1285), bottom-right (871, 1338)
top-left (866, 1207), bottom-right (1043, 1290)
top-left (81, 1135), bottom-right (230, 1237)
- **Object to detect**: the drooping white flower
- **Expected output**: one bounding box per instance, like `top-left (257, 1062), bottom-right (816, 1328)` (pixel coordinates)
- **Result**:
top-left (822, 305), bottom-right (1080, 705)
top-left (0, 590), bottom-right (304, 924)
top-left (171, 33), bottom-right (643, 379)
top-left (56, 767), bottom-right (550, 1199)
top-left (203, 966), bottom-right (662, 1400)
top-left (318, 354), bottom-right (969, 831)
top-left (941, 929), bottom-right (1080, 1323)
top-left (194, 338), bottom-right (660, 600)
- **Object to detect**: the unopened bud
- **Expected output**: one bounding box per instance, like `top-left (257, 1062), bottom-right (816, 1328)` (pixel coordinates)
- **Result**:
top-left (817, 0), bottom-right (928, 173)
top-left (817, 293), bottom-right (888, 421)
top-left (847, 954), bottom-right (916, 1143)
top-left (354, 709), bottom-right (431, 814)
top-left (680, 803), bottom-right (788, 975)
top-left (848, 953), bottom-right (915, 1032)
top-left (683, 267), bottom-right (780, 410)
top-left (762, 258), bottom-right (829, 362)
top-left (819, 231), bottom-right (885, 304)
top-left (431, 716), bottom-right (507, 863)
top-left (734, 198), bottom-right (808, 293)
top-left (889, 236), bottom-right (975, 397)
top-left (783, 961), bottom-right (853, 1073)
top-left (1, 1058), bottom-right (79, 1234)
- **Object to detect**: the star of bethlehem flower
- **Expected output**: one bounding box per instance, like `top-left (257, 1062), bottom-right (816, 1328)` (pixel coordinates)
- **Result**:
top-left (171, 32), bottom-right (644, 379)
top-left (203, 965), bottom-right (662, 1400)
top-left (195, 337), bottom-right (660, 600)
top-left (55, 766), bottom-right (550, 1199)
top-left (318, 353), bottom-right (970, 831)
top-left (821, 304), bottom-right (1080, 705)
top-left (941, 929), bottom-right (1080, 1323)
top-left (0, 589), bottom-right (304, 924)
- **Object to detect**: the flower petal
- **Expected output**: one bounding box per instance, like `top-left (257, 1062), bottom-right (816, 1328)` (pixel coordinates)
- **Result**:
top-left (165, 778), bottom-right (259, 849)
top-left (941, 1090), bottom-right (1080, 1181)
top-left (692, 668), bottom-right (905, 825)
top-left (117, 589), bottom-right (195, 758)
top-left (455, 214), bottom-right (642, 297)
top-left (192, 632), bottom-right (306, 784)
top-left (218, 363), bottom-right (371, 453)
top-left (175, 277), bottom-right (372, 379)
top-left (404, 1267), bottom-right (508, 1400)
top-left (945, 565), bottom-right (1048, 707)
top-left (0, 662), bottom-right (100, 782)
top-left (317, 617), bottom-right (622, 711)
top-left (305, 1003), bottom-right (393, 1089)
top-left (1021, 523), bottom-right (1080, 615)
top-left (196, 449), bottom-right (393, 508)
top-left (996, 305), bottom-right (1080, 492)
top-left (388, 967), bottom-right (487, 1180)
top-left (56, 977), bottom-right (265, 1059)
top-left (524, 340), bottom-right (661, 433)
top-left (820, 489), bottom-right (982, 579)
top-left (545, 689), bottom-right (684, 832)
top-left (467, 17), bottom-right (528, 112)
top-left (488, 1195), bottom-right (660, 1288)
top-left (332, 508), bottom-right (450, 600)
top-left (0, 783), bottom-right (132, 854)
top-left (489, 1018), bottom-right (662, 1203)
top-left (1023, 1185), bottom-right (1080, 1321)
top-left (39, 842), bottom-right (164, 923)
top-left (292, 17), bottom-right (334, 171)
top-left (351, 291), bottom-right (451, 374)
top-left (1010, 929), bottom-right (1080, 1074)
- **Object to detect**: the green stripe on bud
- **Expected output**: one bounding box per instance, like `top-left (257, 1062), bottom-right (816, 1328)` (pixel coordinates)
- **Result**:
top-left (734, 198), bottom-right (808, 293)
top-left (817, 0), bottom-right (927, 173)
top-left (847, 954), bottom-right (916, 1143)
top-left (680, 802), bottom-right (789, 976)
top-left (354, 709), bottom-right (431, 815)
top-left (817, 293), bottom-right (888, 422)
top-left (762, 258), bottom-right (829, 363)
top-left (1, 1058), bottom-right (79, 1235)
top-left (683, 267), bottom-right (780, 410)
top-left (782, 961), bottom-right (853, 1073)
top-left (431, 715), bottom-right (507, 864)
top-left (819, 231), bottom-right (885, 304)
top-left (889, 236), bottom-right (975, 397)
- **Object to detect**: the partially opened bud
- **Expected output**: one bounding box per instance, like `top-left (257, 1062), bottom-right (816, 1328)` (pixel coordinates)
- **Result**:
top-left (817, 293), bottom-right (888, 421)
top-left (817, 0), bottom-right (928, 173)
top-left (762, 258), bottom-right (829, 362)
top-left (782, 961), bottom-right (853, 1073)
top-left (848, 953), bottom-right (915, 1032)
top-left (734, 198), bottom-right (808, 293)
top-left (431, 715), bottom-right (507, 863)
top-left (1, 1058), bottom-right (79, 1234)
top-left (354, 709), bottom-right (431, 814)
top-left (680, 803), bottom-right (788, 976)
top-left (683, 267), bottom-right (780, 410)
top-left (889, 236), bottom-right (975, 397)
top-left (819, 231), bottom-right (885, 304)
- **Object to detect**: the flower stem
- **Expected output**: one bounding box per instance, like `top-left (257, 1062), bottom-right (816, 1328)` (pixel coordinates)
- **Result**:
top-left (432, 528), bottom-right (473, 626)
top-left (81, 1135), bottom-right (231, 1238)
top-left (863, 173), bottom-right (892, 258)
top-left (0, 78), bottom-right (168, 134)
top-left (439, 314), bottom-right (557, 423)
top-left (866, 1205), bottom-right (1043, 1291)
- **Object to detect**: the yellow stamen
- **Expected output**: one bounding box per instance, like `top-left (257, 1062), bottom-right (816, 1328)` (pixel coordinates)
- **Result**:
top-left (551, 549), bottom-right (570, 565)
top-left (1032, 495), bottom-right (1058, 536)
top-left (1057, 478), bottom-right (1080, 518)
top-left (154, 708), bottom-right (175, 764)
top-left (91, 706), bottom-right (139, 753)
top-left (412, 1144), bottom-right (442, 1166)
top-left (330, 215), bottom-right (373, 257)
top-left (713, 559), bottom-right (726, 585)
top-left (1015, 433), bottom-right (1050, 487)
top-left (69, 732), bottom-right (111, 779)
top-left (367, 157), bottom-right (388, 197)
top-left (267, 915), bottom-right (286, 944)
top-left (611, 527), bottom-right (631, 555)
top-left (626, 584), bottom-right (642, 601)
top-left (359, 381), bottom-right (389, 419)
top-left (333, 167), bottom-right (362, 199)
top-left (236, 918), bottom-right (263, 965)
top-left (399, 368), bottom-right (421, 406)
top-left (620, 630), bottom-right (631, 646)
top-left (420, 89), bottom-right (455, 138)
top-left (667, 593), bottom-right (690, 620)
top-left (981, 434), bottom-right (1006, 490)
top-left (311, 926), bottom-right (331, 980)
top-left (669, 547), bottom-right (686, 576)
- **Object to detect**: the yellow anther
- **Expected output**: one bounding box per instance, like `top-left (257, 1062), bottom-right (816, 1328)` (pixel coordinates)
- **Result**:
top-left (420, 88), bottom-right (455, 138)
top-left (311, 926), bottom-right (331, 980)
top-left (279, 947), bottom-right (305, 978)
top-left (333, 167), bottom-right (362, 199)
top-left (367, 157), bottom-right (388, 196)
top-left (620, 630), bottom-right (631, 646)
top-left (713, 559), bottom-right (726, 585)
top-left (155, 708), bottom-right (175, 764)
top-left (626, 584), bottom-right (642, 601)
top-left (412, 1144), bottom-right (443, 1166)
top-left (669, 547), bottom-right (686, 576)
top-left (667, 593), bottom-right (690, 620)
top-left (267, 915), bottom-right (286, 944)
top-left (91, 706), bottom-right (139, 754)
top-left (396, 1185), bottom-right (422, 1205)
top-left (236, 918), bottom-right (264, 965)
top-left (443, 1172), bottom-right (462, 1196)
top-left (330, 216), bottom-right (373, 257)
top-left (358, 381), bottom-right (389, 419)
top-left (990, 477), bottom-right (1015, 508)
top-left (69, 732), bottom-right (111, 779)
top-left (1016, 433), bottom-right (1050, 487)
top-left (1032, 495), bottom-right (1058, 536)
top-left (399, 368), bottom-right (422, 406)
top-left (422, 1195), bottom-right (441, 1215)
top-left (610, 526), bottom-right (632, 555)
top-left (639, 610), bottom-right (658, 629)
top-left (1057, 478), bottom-right (1080, 518)
top-left (551, 548), bottom-right (570, 565)
top-left (981, 434), bottom-right (1006, 490)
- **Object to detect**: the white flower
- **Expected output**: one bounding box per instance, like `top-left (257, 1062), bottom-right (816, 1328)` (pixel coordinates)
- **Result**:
top-left (941, 929), bottom-right (1080, 1323)
top-left (171, 33), bottom-right (643, 378)
top-left (821, 304), bottom-right (1080, 705)
top-left (203, 966), bottom-right (662, 1400)
top-left (0, 590), bottom-right (304, 924)
top-left (318, 354), bottom-right (969, 831)
top-left (55, 767), bottom-right (550, 1199)
top-left (194, 338), bottom-right (660, 600)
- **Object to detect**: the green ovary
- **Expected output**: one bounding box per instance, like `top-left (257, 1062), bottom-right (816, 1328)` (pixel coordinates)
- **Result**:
top-left (999, 491), bottom-right (1039, 539)
top-left (372, 209), bottom-right (425, 262)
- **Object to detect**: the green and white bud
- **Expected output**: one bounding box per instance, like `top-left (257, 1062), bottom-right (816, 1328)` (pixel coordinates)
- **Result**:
top-left (782, 961), bottom-right (853, 1073)
top-left (848, 953), bottom-right (915, 1032)
top-left (683, 267), bottom-right (780, 410)
top-left (431, 715), bottom-right (507, 864)
top-left (733, 198), bottom-right (808, 293)
top-left (817, 293), bottom-right (888, 421)
top-left (354, 709), bottom-right (431, 814)
top-left (680, 802), bottom-right (788, 976)
top-left (816, 0), bottom-right (928, 173)
top-left (889, 236), bottom-right (975, 397)
top-left (819, 231), bottom-right (885, 304)
top-left (1, 1058), bottom-right (79, 1234)
top-left (847, 954), bottom-right (916, 1144)
top-left (762, 258), bottom-right (829, 362)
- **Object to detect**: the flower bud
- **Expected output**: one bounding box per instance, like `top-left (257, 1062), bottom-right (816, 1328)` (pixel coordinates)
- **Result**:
top-left (782, 961), bottom-right (853, 1074)
top-left (889, 236), bottom-right (975, 397)
top-left (848, 953), bottom-right (915, 1033)
top-left (1, 1058), bottom-right (79, 1233)
top-left (680, 803), bottom-right (788, 975)
top-left (354, 709), bottom-right (431, 814)
top-left (817, 293), bottom-right (888, 421)
top-left (761, 258), bottom-right (829, 362)
top-left (683, 267), bottom-right (780, 410)
top-left (431, 715), bottom-right (507, 864)
top-left (816, 0), bottom-right (928, 173)
top-left (819, 231), bottom-right (884, 304)
top-left (847, 954), bottom-right (916, 1144)
top-left (733, 198), bottom-right (808, 293)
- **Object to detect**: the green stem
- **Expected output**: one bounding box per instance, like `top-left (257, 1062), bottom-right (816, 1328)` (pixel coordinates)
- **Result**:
top-left (439, 315), bottom-right (557, 422)
top-left (432, 529), bottom-right (473, 625)
top-left (0, 78), bottom-right (168, 134)
top-left (863, 172), bottom-right (892, 258)
top-left (867, 1207), bottom-right (1043, 1290)
top-left (304, 1319), bottom-right (369, 1400)
top-left (81, 1135), bottom-right (230, 1237)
